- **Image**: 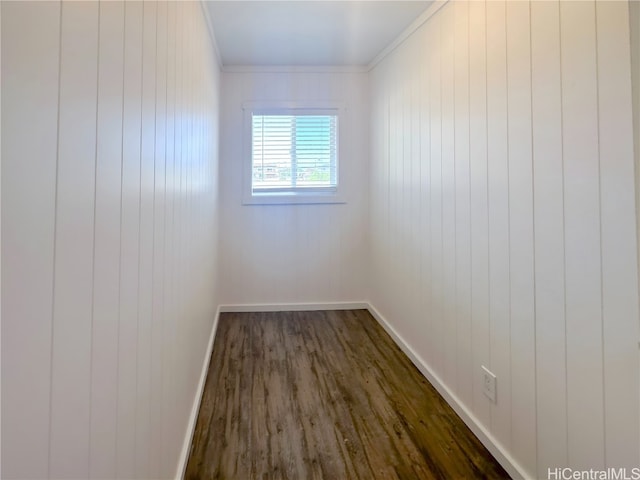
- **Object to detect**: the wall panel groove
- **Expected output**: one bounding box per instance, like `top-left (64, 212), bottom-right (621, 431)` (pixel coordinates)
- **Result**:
top-left (1, 2), bottom-right (61, 477)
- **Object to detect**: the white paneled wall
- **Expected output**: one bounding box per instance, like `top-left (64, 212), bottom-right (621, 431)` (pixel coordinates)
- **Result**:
top-left (632, 0), bottom-right (640, 311)
top-left (369, 1), bottom-right (639, 477)
top-left (1, 1), bottom-right (220, 478)
top-left (218, 70), bottom-right (368, 306)
top-left (3, 0), bottom-right (640, 479)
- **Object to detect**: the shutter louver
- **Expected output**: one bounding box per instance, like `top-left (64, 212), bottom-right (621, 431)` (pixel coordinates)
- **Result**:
top-left (252, 113), bottom-right (338, 193)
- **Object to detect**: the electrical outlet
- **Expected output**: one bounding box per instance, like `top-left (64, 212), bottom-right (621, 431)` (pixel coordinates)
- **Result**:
top-left (481, 366), bottom-right (497, 403)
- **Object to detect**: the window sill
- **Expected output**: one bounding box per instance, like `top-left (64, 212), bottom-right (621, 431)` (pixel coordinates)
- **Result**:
top-left (242, 191), bottom-right (346, 206)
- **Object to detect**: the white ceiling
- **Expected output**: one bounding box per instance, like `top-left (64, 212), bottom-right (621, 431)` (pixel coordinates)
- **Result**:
top-left (204, 1), bottom-right (432, 67)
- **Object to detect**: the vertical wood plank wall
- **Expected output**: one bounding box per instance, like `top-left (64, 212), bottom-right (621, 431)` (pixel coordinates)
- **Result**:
top-left (218, 70), bottom-right (369, 306)
top-left (1, 2), bottom-right (220, 478)
top-left (369, 1), bottom-right (639, 477)
top-left (631, 2), bottom-right (640, 424)
top-left (3, 0), bottom-right (640, 479)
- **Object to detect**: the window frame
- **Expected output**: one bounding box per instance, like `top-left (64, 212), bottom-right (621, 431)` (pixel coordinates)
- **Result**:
top-left (242, 101), bottom-right (346, 205)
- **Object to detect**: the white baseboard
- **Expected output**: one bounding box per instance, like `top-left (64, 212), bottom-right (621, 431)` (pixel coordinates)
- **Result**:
top-left (366, 303), bottom-right (528, 480)
top-left (219, 301), bottom-right (369, 313)
top-left (175, 301), bottom-right (527, 479)
top-left (175, 307), bottom-right (221, 480)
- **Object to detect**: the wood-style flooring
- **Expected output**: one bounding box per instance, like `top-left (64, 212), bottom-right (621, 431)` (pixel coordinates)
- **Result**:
top-left (185, 310), bottom-right (510, 479)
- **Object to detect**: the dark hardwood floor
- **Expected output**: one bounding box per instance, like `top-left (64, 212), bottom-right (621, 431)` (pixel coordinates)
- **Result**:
top-left (185, 310), bottom-right (510, 480)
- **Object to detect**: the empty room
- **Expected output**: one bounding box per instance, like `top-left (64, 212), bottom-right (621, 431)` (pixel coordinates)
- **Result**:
top-left (2, 0), bottom-right (639, 479)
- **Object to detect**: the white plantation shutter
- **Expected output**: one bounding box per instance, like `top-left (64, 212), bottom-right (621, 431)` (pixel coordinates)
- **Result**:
top-left (251, 113), bottom-right (338, 193)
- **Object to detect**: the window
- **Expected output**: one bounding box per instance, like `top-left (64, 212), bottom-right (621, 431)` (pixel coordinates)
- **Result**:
top-left (243, 103), bottom-right (344, 204)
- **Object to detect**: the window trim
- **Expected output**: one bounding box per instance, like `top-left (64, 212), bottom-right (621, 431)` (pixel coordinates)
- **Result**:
top-left (242, 101), bottom-right (346, 205)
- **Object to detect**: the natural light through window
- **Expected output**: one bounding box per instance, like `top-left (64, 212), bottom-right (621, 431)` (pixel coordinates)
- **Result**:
top-left (242, 103), bottom-right (344, 205)
top-left (252, 113), bottom-right (338, 192)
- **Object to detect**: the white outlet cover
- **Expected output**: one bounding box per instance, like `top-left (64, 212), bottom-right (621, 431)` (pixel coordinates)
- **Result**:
top-left (481, 365), bottom-right (497, 403)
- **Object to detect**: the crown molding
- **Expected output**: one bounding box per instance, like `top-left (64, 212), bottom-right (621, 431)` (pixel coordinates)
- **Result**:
top-left (367, 0), bottom-right (449, 71)
top-left (199, 0), bottom-right (223, 68)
